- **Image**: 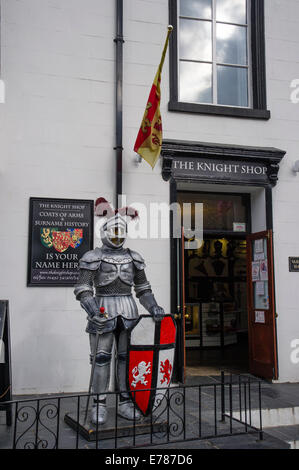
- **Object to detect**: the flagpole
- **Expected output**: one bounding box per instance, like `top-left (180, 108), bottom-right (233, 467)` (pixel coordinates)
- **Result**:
top-left (157, 25), bottom-right (173, 75)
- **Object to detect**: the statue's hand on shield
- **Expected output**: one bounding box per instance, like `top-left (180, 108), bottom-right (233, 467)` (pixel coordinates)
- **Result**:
top-left (150, 305), bottom-right (165, 322)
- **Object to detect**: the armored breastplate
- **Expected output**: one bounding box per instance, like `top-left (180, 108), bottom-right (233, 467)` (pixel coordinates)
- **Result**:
top-left (94, 253), bottom-right (135, 287)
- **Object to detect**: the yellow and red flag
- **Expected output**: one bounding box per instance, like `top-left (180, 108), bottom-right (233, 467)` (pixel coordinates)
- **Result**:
top-left (134, 26), bottom-right (173, 169)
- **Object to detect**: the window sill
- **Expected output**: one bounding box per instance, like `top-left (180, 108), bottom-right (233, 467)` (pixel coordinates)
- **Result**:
top-left (168, 101), bottom-right (271, 120)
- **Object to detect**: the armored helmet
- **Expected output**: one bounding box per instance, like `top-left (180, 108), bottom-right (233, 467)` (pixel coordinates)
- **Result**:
top-left (95, 198), bottom-right (138, 249)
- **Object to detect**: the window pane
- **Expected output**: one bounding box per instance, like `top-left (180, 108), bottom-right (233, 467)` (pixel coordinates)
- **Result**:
top-left (178, 192), bottom-right (247, 231)
top-left (180, 18), bottom-right (212, 62)
top-left (217, 65), bottom-right (248, 107)
top-left (180, 0), bottom-right (212, 19)
top-left (216, 0), bottom-right (247, 24)
top-left (180, 62), bottom-right (212, 103)
top-left (216, 24), bottom-right (247, 65)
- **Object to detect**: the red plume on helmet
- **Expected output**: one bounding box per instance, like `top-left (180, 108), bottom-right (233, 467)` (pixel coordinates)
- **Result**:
top-left (94, 198), bottom-right (115, 218)
top-left (95, 198), bottom-right (139, 220)
top-left (116, 206), bottom-right (139, 220)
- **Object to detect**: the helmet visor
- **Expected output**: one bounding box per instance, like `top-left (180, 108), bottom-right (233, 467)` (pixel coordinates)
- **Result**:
top-left (106, 226), bottom-right (126, 247)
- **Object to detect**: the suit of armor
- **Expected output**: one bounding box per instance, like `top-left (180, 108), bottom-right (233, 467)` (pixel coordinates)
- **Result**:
top-left (74, 206), bottom-right (164, 425)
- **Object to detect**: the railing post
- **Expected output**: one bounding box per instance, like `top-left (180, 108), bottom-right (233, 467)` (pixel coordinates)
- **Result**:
top-left (214, 384), bottom-right (217, 436)
top-left (12, 402), bottom-right (18, 450)
top-left (76, 395), bottom-right (80, 449)
top-left (114, 392), bottom-right (118, 449)
top-left (56, 397), bottom-right (61, 449)
top-left (258, 381), bottom-right (264, 441)
top-left (229, 376), bottom-right (233, 434)
top-left (198, 385), bottom-right (202, 438)
top-left (221, 371), bottom-right (225, 422)
top-left (34, 400), bottom-right (40, 449)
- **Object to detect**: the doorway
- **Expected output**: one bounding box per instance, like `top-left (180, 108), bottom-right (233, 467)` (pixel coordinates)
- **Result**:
top-left (171, 185), bottom-right (278, 382)
top-left (178, 191), bottom-right (250, 377)
top-left (184, 236), bottom-right (249, 376)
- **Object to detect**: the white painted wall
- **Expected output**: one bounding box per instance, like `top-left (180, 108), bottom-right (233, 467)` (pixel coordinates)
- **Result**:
top-left (0, 0), bottom-right (117, 393)
top-left (0, 0), bottom-right (298, 393)
top-left (251, 188), bottom-right (266, 233)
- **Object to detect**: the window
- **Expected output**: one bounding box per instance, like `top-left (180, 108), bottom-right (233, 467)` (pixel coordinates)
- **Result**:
top-left (169, 0), bottom-right (270, 119)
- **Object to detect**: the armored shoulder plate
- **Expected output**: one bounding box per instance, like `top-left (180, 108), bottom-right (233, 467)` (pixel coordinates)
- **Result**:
top-left (128, 249), bottom-right (146, 271)
top-left (79, 247), bottom-right (103, 271)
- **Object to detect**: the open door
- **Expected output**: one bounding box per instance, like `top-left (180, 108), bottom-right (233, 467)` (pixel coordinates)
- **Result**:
top-left (172, 227), bottom-right (186, 383)
top-left (247, 230), bottom-right (278, 380)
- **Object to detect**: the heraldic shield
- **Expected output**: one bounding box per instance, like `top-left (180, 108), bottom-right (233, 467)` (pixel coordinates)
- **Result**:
top-left (127, 315), bottom-right (177, 417)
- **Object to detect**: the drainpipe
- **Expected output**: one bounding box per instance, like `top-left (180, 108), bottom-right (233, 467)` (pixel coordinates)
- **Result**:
top-left (114, 0), bottom-right (124, 208)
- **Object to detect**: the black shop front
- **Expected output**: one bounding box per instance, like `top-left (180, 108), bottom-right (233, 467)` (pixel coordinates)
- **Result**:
top-left (161, 140), bottom-right (285, 383)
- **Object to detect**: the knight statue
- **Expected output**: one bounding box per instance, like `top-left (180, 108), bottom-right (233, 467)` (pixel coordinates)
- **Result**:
top-left (74, 198), bottom-right (165, 425)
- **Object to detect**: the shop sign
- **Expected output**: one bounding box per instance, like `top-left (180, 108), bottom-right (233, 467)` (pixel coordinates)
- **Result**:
top-left (172, 157), bottom-right (268, 184)
top-left (289, 257), bottom-right (299, 272)
top-left (27, 198), bottom-right (94, 287)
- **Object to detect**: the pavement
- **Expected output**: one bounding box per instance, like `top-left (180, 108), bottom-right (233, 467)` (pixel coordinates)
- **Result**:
top-left (1, 374), bottom-right (299, 450)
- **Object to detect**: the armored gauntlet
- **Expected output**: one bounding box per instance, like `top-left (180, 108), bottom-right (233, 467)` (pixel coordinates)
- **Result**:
top-left (79, 293), bottom-right (99, 318)
top-left (139, 291), bottom-right (165, 322)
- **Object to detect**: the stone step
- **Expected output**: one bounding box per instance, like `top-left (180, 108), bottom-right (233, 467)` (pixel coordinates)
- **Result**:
top-left (233, 406), bottom-right (299, 429)
top-left (264, 425), bottom-right (299, 450)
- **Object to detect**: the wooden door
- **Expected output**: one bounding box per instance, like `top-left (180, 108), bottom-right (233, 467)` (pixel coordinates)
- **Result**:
top-left (247, 230), bottom-right (278, 379)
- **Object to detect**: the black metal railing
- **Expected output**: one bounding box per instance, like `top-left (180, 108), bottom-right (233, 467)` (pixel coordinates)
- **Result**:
top-left (0, 373), bottom-right (264, 449)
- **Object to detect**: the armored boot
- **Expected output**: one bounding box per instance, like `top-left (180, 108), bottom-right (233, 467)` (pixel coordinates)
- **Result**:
top-left (91, 400), bottom-right (108, 425)
top-left (118, 399), bottom-right (142, 421)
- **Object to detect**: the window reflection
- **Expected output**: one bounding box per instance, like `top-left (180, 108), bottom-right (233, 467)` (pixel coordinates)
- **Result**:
top-left (216, 24), bottom-right (247, 65)
top-left (180, 0), bottom-right (212, 19)
top-left (217, 66), bottom-right (248, 107)
top-left (180, 19), bottom-right (212, 62)
top-left (178, 0), bottom-right (250, 108)
top-left (216, 0), bottom-right (247, 24)
top-left (180, 62), bottom-right (212, 103)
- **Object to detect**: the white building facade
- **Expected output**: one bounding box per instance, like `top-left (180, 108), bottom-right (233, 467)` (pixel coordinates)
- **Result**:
top-left (0, 0), bottom-right (299, 395)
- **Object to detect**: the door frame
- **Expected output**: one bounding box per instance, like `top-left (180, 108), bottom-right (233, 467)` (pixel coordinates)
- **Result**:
top-left (170, 179), bottom-right (278, 382)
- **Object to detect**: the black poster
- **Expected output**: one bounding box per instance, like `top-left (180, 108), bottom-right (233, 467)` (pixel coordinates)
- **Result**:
top-left (28, 198), bottom-right (94, 286)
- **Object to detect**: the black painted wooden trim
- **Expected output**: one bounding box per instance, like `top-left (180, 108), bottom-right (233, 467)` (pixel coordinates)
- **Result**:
top-left (168, 101), bottom-right (270, 120)
top-left (115, 0), bottom-right (124, 207)
top-left (0, 301), bottom-right (12, 425)
top-left (169, 0), bottom-right (270, 119)
top-left (251, 0), bottom-right (268, 110)
top-left (265, 187), bottom-right (273, 231)
top-left (162, 139), bottom-right (285, 162)
top-left (169, 179), bottom-right (183, 383)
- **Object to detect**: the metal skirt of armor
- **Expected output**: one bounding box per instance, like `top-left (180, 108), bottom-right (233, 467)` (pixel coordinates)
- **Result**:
top-left (86, 294), bottom-right (139, 334)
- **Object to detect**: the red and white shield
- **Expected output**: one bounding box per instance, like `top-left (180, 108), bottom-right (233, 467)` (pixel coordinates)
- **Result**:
top-left (127, 315), bottom-right (176, 416)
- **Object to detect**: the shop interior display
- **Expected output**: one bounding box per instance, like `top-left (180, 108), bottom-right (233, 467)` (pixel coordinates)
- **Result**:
top-left (185, 238), bottom-right (248, 348)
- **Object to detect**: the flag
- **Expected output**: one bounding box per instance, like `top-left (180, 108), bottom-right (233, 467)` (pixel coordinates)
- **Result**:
top-left (134, 26), bottom-right (173, 169)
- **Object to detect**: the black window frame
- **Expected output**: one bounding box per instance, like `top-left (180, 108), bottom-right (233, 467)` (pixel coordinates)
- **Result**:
top-left (169, 0), bottom-right (270, 120)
